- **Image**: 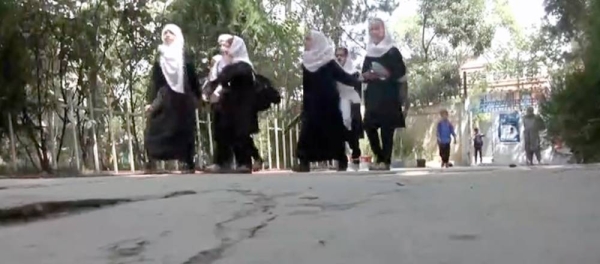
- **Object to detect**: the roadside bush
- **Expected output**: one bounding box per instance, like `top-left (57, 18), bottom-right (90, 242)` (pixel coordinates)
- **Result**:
top-left (541, 71), bottom-right (600, 162)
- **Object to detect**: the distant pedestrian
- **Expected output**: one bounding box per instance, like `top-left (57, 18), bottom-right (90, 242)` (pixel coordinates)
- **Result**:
top-left (436, 109), bottom-right (456, 168)
top-left (523, 107), bottom-right (545, 165)
top-left (473, 128), bottom-right (484, 164)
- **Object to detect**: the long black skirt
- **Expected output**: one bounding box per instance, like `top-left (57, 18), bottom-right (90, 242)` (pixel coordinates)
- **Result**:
top-left (145, 88), bottom-right (196, 161)
top-left (296, 98), bottom-right (346, 162)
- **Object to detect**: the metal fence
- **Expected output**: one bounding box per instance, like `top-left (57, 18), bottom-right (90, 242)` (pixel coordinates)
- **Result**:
top-left (1, 102), bottom-right (301, 175)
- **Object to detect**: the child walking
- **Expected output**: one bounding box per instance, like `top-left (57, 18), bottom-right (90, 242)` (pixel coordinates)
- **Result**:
top-left (436, 110), bottom-right (456, 168)
top-left (473, 128), bottom-right (484, 164)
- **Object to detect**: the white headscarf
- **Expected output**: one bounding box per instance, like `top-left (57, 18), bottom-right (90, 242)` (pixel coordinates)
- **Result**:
top-left (218, 34), bottom-right (233, 44)
top-left (228, 36), bottom-right (253, 67)
top-left (302, 30), bottom-right (335, 72)
top-left (366, 18), bottom-right (395, 58)
top-left (158, 24), bottom-right (185, 94)
top-left (336, 48), bottom-right (361, 130)
top-left (340, 56), bottom-right (357, 74)
top-left (206, 35), bottom-right (253, 103)
top-left (207, 54), bottom-right (227, 103)
top-left (336, 54), bottom-right (360, 106)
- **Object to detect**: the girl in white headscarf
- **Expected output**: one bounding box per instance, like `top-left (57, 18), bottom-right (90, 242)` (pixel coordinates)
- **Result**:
top-left (336, 49), bottom-right (361, 130)
top-left (203, 54), bottom-right (223, 103)
top-left (361, 18), bottom-right (407, 171)
top-left (144, 24), bottom-right (201, 174)
top-left (335, 47), bottom-right (364, 169)
top-left (202, 34), bottom-right (233, 103)
top-left (205, 35), bottom-right (258, 174)
top-left (294, 30), bottom-right (360, 172)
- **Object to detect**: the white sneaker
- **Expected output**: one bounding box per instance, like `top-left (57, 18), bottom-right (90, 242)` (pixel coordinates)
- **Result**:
top-left (349, 162), bottom-right (359, 171)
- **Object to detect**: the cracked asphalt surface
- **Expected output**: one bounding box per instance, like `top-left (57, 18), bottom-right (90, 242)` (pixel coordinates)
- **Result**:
top-left (0, 166), bottom-right (599, 264)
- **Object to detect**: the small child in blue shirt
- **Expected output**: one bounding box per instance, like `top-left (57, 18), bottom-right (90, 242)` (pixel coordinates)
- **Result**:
top-left (436, 109), bottom-right (456, 168)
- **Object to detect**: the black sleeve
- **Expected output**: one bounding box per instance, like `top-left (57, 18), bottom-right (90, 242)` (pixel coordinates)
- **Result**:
top-left (352, 72), bottom-right (362, 96)
top-left (329, 60), bottom-right (359, 87)
top-left (146, 61), bottom-right (162, 105)
top-left (385, 47), bottom-right (407, 80)
top-left (400, 81), bottom-right (409, 110)
top-left (361, 57), bottom-right (371, 73)
top-left (185, 61), bottom-right (201, 98)
top-left (210, 62), bottom-right (254, 90)
top-left (361, 56), bottom-right (374, 83)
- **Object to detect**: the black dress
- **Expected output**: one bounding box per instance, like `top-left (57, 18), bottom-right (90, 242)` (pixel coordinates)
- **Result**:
top-left (209, 62), bottom-right (258, 167)
top-left (361, 47), bottom-right (406, 129)
top-left (297, 60), bottom-right (360, 163)
top-left (144, 56), bottom-right (200, 166)
top-left (350, 72), bottom-right (364, 139)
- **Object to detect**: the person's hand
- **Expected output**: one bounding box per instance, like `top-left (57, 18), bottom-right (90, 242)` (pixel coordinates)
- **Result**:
top-left (362, 71), bottom-right (377, 80)
top-left (202, 94), bottom-right (210, 102)
top-left (144, 105), bottom-right (152, 112)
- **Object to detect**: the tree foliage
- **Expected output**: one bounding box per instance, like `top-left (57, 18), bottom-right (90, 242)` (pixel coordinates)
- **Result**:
top-left (395, 0), bottom-right (496, 104)
top-left (542, 0), bottom-right (588, 43)
top-left (540, 0), bottom-right (600, 162)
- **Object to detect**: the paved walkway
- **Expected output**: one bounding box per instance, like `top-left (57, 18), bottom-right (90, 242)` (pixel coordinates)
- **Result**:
top-left (0, 165), bottom-right (599, 264)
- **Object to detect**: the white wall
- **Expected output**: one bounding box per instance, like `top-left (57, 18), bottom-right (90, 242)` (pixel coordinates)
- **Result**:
top-left (489, 112), bottom-right (569, 165)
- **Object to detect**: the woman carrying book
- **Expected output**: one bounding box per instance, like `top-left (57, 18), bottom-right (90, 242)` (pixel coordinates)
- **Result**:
top-left (361, 18), bottom-right (407, 171)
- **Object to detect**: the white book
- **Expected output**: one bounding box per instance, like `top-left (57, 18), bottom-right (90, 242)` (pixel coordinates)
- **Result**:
top-left (371, 62), bottom-right (387, 75)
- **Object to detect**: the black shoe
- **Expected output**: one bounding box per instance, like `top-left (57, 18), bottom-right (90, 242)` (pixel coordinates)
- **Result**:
top-left (234, 165), bottom-right (252, 174)
top-left (181, 163), bottom-right (195, 174)
top-left (292, 161), bottom-right (310, 173)
top-left (337, 161), bottom-right (348, 172)
top-left (252, 158), bottom-right (264, 172)
top-left (369, 162), bottom-right (387, 171)
top-left (381, 163), bottom-right (391, 171)
top-left (204, 164), bottom-right (232, 173)
top-left (144, 161), bottom-right (157, 174)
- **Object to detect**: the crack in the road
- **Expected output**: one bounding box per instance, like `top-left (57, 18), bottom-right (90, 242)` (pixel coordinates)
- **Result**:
top-left (287, 209), bottom-right (321, 216)
top-left (162, 190), bottom-right (197, 199)
top-left (182, 192), bottom-right (369, 264)
top-left (183, 213), bottom-right (280, 264)
top-left (248, 215), bottom-right (278, 238)
top-left (0, 184), bottom-right (61, 191)
top-left (181, 244), bottom-right (228, 264)
top-left (368, 189), bottom-right (404, 197)
top-left (182, 189), bottom-right (288, 264)
top-left (292, 199), bottom-right (369, 212)
top-left (0, 180), bottom-right (113, 192)
top-left (288, 193), bottom-right (393, 216)
top-left (0, 190), bottom-right (198, 225)
top-left (0, 198), bottom-right (133, 225)
top-left (106, 238), bottom-right (149, 257)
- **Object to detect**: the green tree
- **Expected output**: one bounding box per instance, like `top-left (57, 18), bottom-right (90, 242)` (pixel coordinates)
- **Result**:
top-left (541, 0), bottom-right (600, 162)
top-left (395, 0), bottom-right (496, 104)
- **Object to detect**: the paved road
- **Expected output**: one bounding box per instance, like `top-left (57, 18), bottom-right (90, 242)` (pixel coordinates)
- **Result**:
top-left (0, 166), bottom-right (599, 264)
